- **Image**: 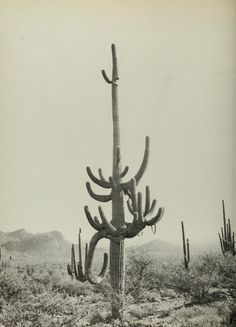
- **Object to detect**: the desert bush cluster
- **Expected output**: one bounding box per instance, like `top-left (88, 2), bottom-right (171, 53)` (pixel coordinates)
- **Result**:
top-left (0, 252), bottom-right (235, 326)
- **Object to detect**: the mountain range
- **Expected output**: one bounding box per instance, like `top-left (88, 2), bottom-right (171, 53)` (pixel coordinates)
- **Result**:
top-left (0, 228), bottom-right (183, 262)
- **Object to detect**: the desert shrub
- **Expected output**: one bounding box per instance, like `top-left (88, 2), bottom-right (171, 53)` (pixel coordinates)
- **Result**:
top-left (0, 266), bottom-right (25, 303)
top-left (0, 264), bottom-right (88, 327)
top-left (217, 255), bottom-right (236, 289)
top-left (93, 276), bottom-right (111, 297)
top-left (125, 251), bottom-right (154, 301)
top-left (162, 303), bottom-right (232, 327)
top-left (166, 255), bottom-right (220, 303)
top-left (52, 277), bottom-right (91, 297)
top-left (0, 291), bottom-right (86, 327)
top-left (144, 262), bottom-right (169, 291)
top-left (0, 262), bottom-right (90, 327)
top-left (89, 309), bottom-right (108, 325)
top-left (128, 303), bottom-right (161, 319)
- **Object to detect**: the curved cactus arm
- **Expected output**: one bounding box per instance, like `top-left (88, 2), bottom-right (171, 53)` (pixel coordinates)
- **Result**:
top-left (121, 137), bottom-right (149, 191)
top-left (76, 228), bottom-right (86, 282)
top-left (85, 230), bottom-right (109, 284)
top-left (98, 168), bottom-right (109, 183)
top-left (134, 136), bottom-right (150, 185)
top-left (130, 212), bottom-right (139, 226)
top-left (120, 166), bottom-right (129, 178)
top-left (86, 167), bottom-right (111, 189)
top-left (84, 206), bottom-right (104, 231)
top-left (86, 182), bottom-right (112, 202)
top-left (101, 69), bottom-right (112, 84)
top-left (129, 178), bottom-right (137, 211)
top-left (85, 242), bottom-right (88, 270)
top-left (124, 181), bottom-right (136, 217)
top-left (137, 192), bottom-right (144, 223)
top-left (98, 206), bottom-right (118, 236)
top-left (94, 216), bottom-right (104, 228)
top-left (144, 186), bottom-right (150, 216)
top-left (151, 224), bottom-right (157, 234)
top-left (145, 207), bottom-right (164, 226)
top-left (127, 199), bottom-right (134, 215)
top-left (147, 199), bottom-right (157, 216)
top-left (102, 45), bottom-right (119, 85)
top-left (125, 180), bottom-right (164, 236)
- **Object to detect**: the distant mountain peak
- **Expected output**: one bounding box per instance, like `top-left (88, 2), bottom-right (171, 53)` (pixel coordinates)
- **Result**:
top-left (0, 228), bottom-right (70, 259)
top-left (5, 228), bottom-right (33, 239)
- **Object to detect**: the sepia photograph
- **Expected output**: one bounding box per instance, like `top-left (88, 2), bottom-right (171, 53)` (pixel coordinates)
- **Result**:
top-left (0, 0), bottom-right (235, 326)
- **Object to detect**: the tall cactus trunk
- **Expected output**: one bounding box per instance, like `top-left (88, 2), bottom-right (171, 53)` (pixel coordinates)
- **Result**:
top-left (110, 239), bottom-right (125, 319)
top-left (110, 44), bottom-right (125, 320)
top-left (70, 44), bottom-right (165, 321)
top-left (181, 221), bottom-right (190, 270)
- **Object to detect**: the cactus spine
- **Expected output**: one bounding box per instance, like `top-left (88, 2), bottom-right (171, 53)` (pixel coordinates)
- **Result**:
top-left (218, 200), bottom-right (235, 256)
top-left (68, 44), bottom-right (164, 320)
top-left (181, 221), bottom-right (190, 270)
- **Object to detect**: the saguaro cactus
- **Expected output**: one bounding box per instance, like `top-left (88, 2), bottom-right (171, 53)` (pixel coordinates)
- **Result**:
top-left (181, 221), bottom-right (190, 270)
top-left (219, 200), bottom-right (235, 256)
top-left (69, 44), bottom-right (164, 319)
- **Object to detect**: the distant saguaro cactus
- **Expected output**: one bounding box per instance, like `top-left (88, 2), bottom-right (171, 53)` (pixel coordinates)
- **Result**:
top-left (181, 221), bottom-right (190, 270)
top-left (219, 200), bottom-right (235, 256)
top-left (68, 44), bottom-right (164, 320)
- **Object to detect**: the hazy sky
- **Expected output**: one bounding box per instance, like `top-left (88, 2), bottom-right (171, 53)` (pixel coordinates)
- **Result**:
top-left (0, 0), bottom-right (235, 247)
